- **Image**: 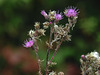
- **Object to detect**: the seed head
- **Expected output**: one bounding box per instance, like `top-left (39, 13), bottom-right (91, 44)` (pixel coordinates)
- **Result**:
top-left (43, 21), bottom-right (50, 29)
top-left (49, 10), bottom-right (56, 20)
top-left (34, 22), bottom-right (40, 29)
top-left (38, 29), bottom-right (46, 36)
top-left (29, 30), bottom-right (35, 37)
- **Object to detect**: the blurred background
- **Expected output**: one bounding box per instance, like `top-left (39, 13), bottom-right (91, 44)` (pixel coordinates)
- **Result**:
top-left (0, 0), bottom-right (100, 75)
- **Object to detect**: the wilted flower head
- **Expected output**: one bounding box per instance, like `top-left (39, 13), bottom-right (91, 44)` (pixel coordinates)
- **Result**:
top-left (85, 51), bottom-right (99, 59)
top-left (90, 51), bottom-right (99, 58)
top-left (55, 13), bottom-right (63, 21)
top-left (23, 38), bottom-right (34, 48)
top-left (64, 7), bottom-right (78, 17)
top-left (49, 10), bottom-right (56, 20)
top-left (49, 11), bottom-right (56, 16)
top-left (38, 29), bottom-right (46, 36)
top-left (58, 72), bottom-right (64, 75)
top-left (41, 10), bottom-right (48, 19)
top-left (43, 21), bottom-right (50, 29)
top-left (80, 51), bottom-right (100, 75)
top-left (29, 30), bottom-right (35, 37)
top-left (34, 22), bottom-right (40, 29)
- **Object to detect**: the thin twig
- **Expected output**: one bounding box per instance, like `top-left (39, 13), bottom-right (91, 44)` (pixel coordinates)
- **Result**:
top-left (49, 38), bottom-right (63, 65)
top-left (84, 62), bottom-right (87, 75)
top-left (46, 27), bottom-right (53, 75)
top-left (33, 41), bottom-right (42, 75)
top-left (50, 35), bottom-right (60, 46)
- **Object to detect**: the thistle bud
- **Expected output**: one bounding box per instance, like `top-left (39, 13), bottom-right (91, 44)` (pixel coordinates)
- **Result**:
top-left (41, 10), bottom-right (48, 19)
top-left (81, 55), bottom-right (87, 61)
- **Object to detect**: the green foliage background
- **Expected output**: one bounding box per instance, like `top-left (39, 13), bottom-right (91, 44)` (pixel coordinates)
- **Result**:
top-left (0, 0), bottom-right (100, 75)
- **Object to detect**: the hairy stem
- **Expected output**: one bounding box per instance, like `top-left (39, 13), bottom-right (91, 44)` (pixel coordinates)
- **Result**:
top-left (34, 41), bottom-right (42, 75)
top-left (46, 27), bottom-right (53, 75)
top-left (84, 62), bottom-right (87, 75)
top-left (49, 39), bottom-right (63, 65)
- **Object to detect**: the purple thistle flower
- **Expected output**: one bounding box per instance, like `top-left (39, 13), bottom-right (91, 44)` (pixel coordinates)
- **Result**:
top-left (23, 38), bottom-right (34, 48)
top-left (64, 7), bottom-right (78, 17)
top-left (55, 13), bottom-right (63, 21)
top-left (41, 10), bottom-right (48, 19)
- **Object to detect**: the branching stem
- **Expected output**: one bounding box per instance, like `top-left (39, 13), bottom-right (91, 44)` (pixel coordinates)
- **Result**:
top-left (46, 27), bottom-right (54, 75)
top-left (34, 41), bottom-right (42, 75)
top-left (49, 38), bottom-right (63, 65)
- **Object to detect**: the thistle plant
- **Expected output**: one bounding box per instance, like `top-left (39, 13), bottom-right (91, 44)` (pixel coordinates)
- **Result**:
top-left (80, 51), bottom-right (100, 75)
top-left (23, 6), bottom-right (79, 75)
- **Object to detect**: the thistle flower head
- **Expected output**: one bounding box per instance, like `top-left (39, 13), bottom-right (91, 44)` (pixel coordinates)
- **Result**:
top-left (64, 7), bottom-right (78, 17)
top-left (41, 10), bottom-right (48, 19)
top-left (55, 13), bottom-right (63, 21)
top-left (23, 38), bottom-right (34, 48)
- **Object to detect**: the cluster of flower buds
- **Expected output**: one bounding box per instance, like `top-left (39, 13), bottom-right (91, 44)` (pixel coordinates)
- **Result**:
top-left (49, 71), bottom-right (64, 75)
top-left (80, 51), bottom-right (100, 75)
top-left (23, 22), bottom-right (46, 48)
top-left (28, 23), bottom-right (46, 41)
top-left (41, 7), bottom-right (78, 49)
top-left (41, 10), bottom-right (63, 22)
